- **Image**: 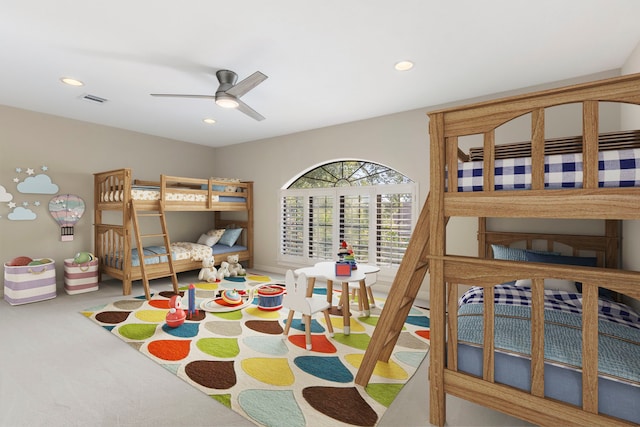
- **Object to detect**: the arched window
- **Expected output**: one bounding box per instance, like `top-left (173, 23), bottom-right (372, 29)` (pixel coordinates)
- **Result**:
top-left (279, 160), bottom-right (417, 269)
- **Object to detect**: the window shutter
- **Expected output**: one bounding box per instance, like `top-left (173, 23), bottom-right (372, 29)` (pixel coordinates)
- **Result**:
top-left (308, 195), bottom-right (333, 259)
top-left (340, 194), bottom-right (370, 263)
top-left (280, 195), bottom-right (304, 257)
top-left (375, 192), bottom-right (413, 267)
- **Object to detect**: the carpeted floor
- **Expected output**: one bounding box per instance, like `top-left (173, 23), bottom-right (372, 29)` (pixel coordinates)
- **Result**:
top-left (82, 275), bottom-right (430, 427)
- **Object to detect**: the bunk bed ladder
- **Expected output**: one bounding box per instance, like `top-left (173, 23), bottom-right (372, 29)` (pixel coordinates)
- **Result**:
top-left (131, 200), bottom-right (180, 299)
top-left (354, 194), bottom-right (433, 386)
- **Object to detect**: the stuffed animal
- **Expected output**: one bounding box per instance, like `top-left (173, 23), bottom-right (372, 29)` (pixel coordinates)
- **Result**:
top-left (226, 254), bottom-right (246, 277)
top-left (217, 261), bottom-right (230, 281)
top-left (198, 255), bottom-right (218, 282)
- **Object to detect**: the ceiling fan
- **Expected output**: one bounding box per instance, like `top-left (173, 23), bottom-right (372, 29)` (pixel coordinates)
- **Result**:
top-left (151, 69), bottom-right (268, 121)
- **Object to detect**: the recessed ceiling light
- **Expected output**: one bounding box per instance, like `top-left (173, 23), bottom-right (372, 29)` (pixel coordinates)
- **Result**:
top-left (60, 77), bottom-right (84, 86)
top-left (394, 60), bottom-right (414, 71)
top-left (203, 118), bottom-right (216, 125)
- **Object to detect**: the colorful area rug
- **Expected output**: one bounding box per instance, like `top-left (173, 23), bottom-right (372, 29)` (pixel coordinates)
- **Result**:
top-left (82, 275), bottom-right (430, 427)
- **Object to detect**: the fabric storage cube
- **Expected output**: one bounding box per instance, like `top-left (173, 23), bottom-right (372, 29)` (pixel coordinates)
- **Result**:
top-left (4, 259), bottom-right (57, 305)
top-left (64, 258), bottom-right (99, 294)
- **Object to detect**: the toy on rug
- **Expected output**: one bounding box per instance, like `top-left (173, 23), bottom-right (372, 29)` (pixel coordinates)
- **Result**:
top-left (198, 255), bottom-right (219, 282)
top-left (221, 289), bottom-right (243, 305)
top-left (166, 295), bottom-right (186, 328)
top-left (217, 260), bottom-right (231, 280)
top-left (187, 284), bottom-right (198, 318)
top-left (226, 254), bottom-right (246, 277)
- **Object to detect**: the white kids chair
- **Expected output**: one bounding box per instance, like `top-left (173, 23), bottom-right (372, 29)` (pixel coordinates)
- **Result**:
top-left (282, 270), bottom-right (334, 350)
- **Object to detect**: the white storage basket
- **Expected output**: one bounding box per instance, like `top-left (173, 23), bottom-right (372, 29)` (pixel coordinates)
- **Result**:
top-left (64, 258), bottom-right (99, 295)
top-left (4, 259), bottom-right (57, 305)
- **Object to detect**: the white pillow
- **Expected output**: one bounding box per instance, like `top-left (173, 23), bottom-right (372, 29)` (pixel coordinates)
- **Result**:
top-left (514, 278), bottom-right (577, 293)
top-left (205, 229), bottom-right (225, 244)
top-left (197, 233), bottom-right (219, 247)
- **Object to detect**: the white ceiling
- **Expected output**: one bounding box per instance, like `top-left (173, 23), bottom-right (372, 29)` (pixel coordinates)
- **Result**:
top-left (1, 1), bottom-right (640, 148)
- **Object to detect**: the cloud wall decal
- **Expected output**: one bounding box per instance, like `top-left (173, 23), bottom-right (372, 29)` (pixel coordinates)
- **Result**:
top-left (17, 174), bottom-right (59, 194)
top-left (0, 185), bottom-right (13, 202)
top-left (8, 207), bottom-right (37, 220)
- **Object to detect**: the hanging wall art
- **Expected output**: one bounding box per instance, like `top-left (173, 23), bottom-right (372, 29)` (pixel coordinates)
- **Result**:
top-left (48, 194), bottom-right (85, 241)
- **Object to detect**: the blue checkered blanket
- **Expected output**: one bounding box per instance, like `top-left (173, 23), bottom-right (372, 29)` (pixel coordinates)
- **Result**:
top-left (455, 147), bottom-right (640, 191)
top-left (459, 284), bottom-right (640, 329)
top-left (457, 302), bottom-right (640, 383)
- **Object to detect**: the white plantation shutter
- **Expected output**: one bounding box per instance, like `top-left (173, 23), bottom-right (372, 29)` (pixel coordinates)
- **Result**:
top-left (308, 195), bottom-right (333, 259)
top-left (279, 183), bottom-right (416, 269)
top-left (340, 194), bottom-right (370, 264)
top-left (375, 192), bottom-right (413, 267)
top-left (280, 195), bottom-right (304, 257)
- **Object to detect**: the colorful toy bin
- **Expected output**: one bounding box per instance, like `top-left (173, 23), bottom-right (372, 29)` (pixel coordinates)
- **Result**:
top-left (4, 259), bottom-right (57, 305)
top-left (257, 284), bottom-right (285, 311)
top-left (64, 257), bottom-right (99, 295)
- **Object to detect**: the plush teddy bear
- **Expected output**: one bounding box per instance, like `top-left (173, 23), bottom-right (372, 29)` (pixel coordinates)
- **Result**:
top-left (217, 261), bottom-right (231, 281)
top-left (198, 255), bottom-right (218, 282)
top-left (226, 254), bottom-right (246, 277)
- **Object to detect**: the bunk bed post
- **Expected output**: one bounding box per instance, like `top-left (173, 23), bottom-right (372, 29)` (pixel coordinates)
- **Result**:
top-left (429, 112), bottom-right (447, 427)
top-left (478, 217), bottom-right (487, 258)
top-left (604, 219), bottom-right (619, 268)
top-left (246, 181), bottom-right (254, 268)
top-left (583, 101), bottom-right (599, 189)
top-left (123, 170), bottom-right (133, 296)
top-left (531, 108), bottom-right (545, 190)
top-left (94, 173), bottom-right (102, 283)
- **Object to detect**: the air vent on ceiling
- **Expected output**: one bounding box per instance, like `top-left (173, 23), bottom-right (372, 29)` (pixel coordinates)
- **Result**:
top-left (80, 94), bottom-right (108, 104)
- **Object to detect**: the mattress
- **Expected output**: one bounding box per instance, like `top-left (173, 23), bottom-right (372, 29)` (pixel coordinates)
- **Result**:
top-left (105, 243), bottom-right (212, 269)
top-left (99, 185), bottom-right (246, 203)
top-left (456, 284), bottom-right (640, 423)
top-left (211, 244), bottom-right (247, 256)
top-left (455, 147), bottom-right (640, 192)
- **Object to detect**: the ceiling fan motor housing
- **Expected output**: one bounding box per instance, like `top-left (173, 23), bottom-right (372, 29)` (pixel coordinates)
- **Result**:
top-left (216, 69), bottom-right (238, 95)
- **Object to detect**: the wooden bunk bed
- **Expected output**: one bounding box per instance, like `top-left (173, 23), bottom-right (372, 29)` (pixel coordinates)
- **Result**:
top-left (94, 168), bottom-right (253, 296)
top-left (355, 73), bottom-right (640, 426)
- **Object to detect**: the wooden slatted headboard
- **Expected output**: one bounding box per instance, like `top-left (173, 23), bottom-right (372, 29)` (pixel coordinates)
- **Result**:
top-left (477, 218), bottom-right (620, 269)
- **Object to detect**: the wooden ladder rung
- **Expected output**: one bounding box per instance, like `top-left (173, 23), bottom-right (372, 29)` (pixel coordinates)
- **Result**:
top-left (138, 213), bottom-right (162, 217)
top-left (140, 233), bottom-right (166, 238)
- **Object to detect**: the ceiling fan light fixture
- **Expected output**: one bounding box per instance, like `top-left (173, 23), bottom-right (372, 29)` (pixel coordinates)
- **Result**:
top-left (215, 95), bottom-right (239, 109)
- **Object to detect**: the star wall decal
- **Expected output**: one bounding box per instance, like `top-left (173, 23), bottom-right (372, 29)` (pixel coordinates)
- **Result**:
top-left (41, 165), bottom-right (48, 171)
top-left (8, 202), bottom-right (16, 209)
top-left (26, 168), bottom-right (35, 175)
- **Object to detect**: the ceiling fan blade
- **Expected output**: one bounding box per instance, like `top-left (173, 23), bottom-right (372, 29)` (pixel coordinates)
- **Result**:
top-left (236, 98), bottom-right (265, 121)
top-left (150, 94), bottom-right (215, 99)
top-left (226, 71), bottom-right (268, 98)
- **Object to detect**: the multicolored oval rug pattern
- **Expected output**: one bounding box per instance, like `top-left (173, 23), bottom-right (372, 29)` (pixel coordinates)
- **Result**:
top-left (82, 275), bottom-right (430, 427)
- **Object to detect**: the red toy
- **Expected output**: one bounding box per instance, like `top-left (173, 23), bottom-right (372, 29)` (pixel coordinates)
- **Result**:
top-left (166, 295), bottom-right (187, 328)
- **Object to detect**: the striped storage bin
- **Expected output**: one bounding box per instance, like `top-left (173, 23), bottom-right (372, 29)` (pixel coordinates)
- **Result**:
top-left (4, 259), bottom-right (57, 305)
top-left (64, 258), bottom-right (99, 294)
